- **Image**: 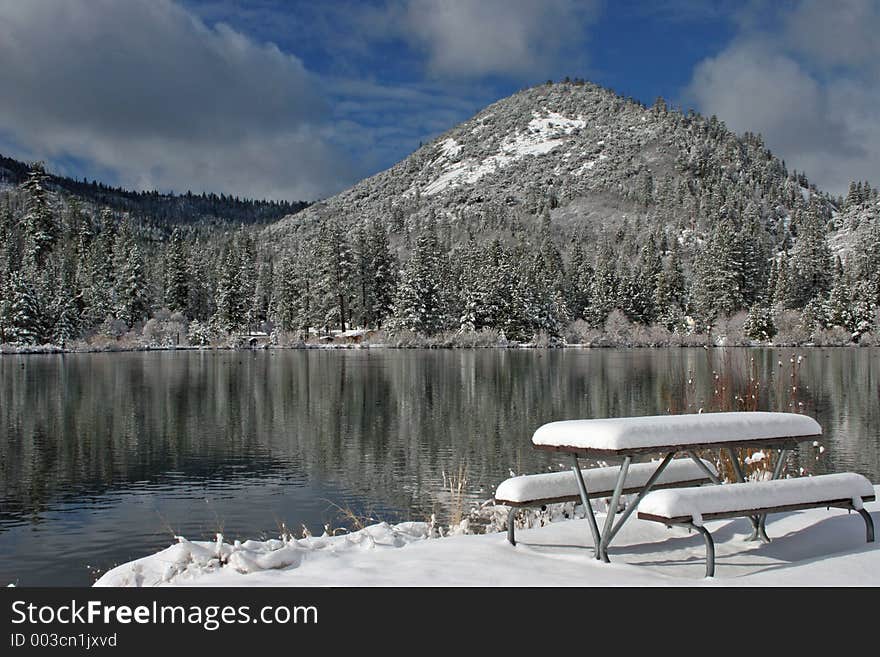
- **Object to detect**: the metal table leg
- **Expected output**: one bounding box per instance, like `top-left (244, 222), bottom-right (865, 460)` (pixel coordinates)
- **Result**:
top-left (605, 452), bottom-right (677, 546)
top-left (570, 454), bottom-right (602, 557)
top-left (598, 456), bottom-right (631, 563)
top-left (727, 447), bottom-right (764, 541)
top-left (687, 450), bottom-right (721, 485)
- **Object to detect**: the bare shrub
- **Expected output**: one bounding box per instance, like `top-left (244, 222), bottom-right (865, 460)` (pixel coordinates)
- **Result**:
top-left (812, 326), bottom-right (853, 346)
top-left (773, 309), bottom-right (811, 346)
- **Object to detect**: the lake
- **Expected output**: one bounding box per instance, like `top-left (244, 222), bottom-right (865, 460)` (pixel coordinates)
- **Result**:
top-left (1, 347), bottom-right (878, 586)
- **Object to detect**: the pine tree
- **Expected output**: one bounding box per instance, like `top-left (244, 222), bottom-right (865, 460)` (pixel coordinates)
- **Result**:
top-left (738, 205), bottom-right (770, 305)
top-left (164, 228), bottom-right (189, 313)
top-left (621, 235), bottom-right (661, 324)
top-left (368, 218), bottom-right (397, 328)
top-left (21, 163), bottom-right (58, 270)
top-left (237, 231), bottom-right (258, 331)
top-left (566, 241), bottom-right (593, 322)
top-left (773, 252), bottom-right (791, 307)
top-left (586, 241), bottom-right (618, 327)
top-left (390, 218), bottom-right (446, 335)
top-left (655, 240), bottom-right (685, 323)
top-left (786, 202), bottom-right (832, 308)
top-left (315, 218), bottom-right (353, 332)
top-left (272, 254), bottom-right (300, 332)
top-left (852, 219), bottom-right (880, 305)
top-left (743, 303), bottom-right (776, 341)
top-left (5, 271), bottom-right (43, 344)
top-left (690, 216), bottom-right (744, 323)
top-left (519, 230), bottom-right (568, 337)
top-left (112, 226), bottom-right (150, 327)
top-left (82, 220), bottom-right (116, 326)
top-left (213, 244), bottom-right (244, 333)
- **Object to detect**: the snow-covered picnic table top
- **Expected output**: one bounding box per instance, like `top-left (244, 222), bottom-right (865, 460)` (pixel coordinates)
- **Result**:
top-left (532, 412), bottom-right (821, 453)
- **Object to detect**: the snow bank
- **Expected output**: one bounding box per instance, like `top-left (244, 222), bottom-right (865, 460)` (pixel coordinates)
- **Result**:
top-left (94, 488), bottom-right (879, 587)
top-left (95, 522), bottom-right (429, 587)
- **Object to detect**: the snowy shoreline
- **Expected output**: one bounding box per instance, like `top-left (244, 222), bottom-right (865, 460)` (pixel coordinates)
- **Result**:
top-left (3, 342), bottom-right (878, 356)
top-left (94, 487), bottom-right (880, 587)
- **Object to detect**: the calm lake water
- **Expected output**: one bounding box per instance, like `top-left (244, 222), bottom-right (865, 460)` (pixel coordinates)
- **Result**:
top-left (1, 348), bottom-right (878, 586)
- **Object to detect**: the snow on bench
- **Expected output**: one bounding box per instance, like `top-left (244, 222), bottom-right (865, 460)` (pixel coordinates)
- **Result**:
top-left (495, 458), bottom-right (717, 545)
top-left (637, 472), bottom-right (876, 577)
top-left (532, 412), bottom-right (821, 454)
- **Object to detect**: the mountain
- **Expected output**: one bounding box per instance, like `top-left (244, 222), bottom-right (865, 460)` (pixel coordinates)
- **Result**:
top-left (0, 153), bottom-right (308, 228)
top-left (267, 79), bottom-right (831, 251)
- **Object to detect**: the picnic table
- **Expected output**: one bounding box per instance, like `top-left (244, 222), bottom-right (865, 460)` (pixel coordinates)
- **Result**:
top-left (530, 411), bottom-right (822, 562)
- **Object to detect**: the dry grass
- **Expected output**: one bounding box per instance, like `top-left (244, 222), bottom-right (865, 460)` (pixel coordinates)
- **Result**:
top-left (442, 463), bottom-right (470, 527)
top-left (663, 350), bottom-right (811, 482)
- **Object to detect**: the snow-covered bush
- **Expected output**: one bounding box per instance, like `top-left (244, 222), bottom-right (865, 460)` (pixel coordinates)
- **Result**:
top-left (743, 304), bottom-right (776, 342)
top-left (602, 310), bottom-right (633, 346)
top-left (186, 319), bottom-right (213, 346)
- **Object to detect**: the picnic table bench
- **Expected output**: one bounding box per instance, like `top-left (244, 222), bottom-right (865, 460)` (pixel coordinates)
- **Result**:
top-left (495, 411), bottom-right (876, 576)
top-left (638, 472), bottom-right (875, 576)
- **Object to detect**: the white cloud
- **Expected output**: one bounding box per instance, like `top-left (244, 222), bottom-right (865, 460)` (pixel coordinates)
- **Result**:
top-left (399, 0), bottom-right (599, 79)
top-left (686, 0), bottom-right (880, 195)
top-left (0, 0), bottom-right (352, 200)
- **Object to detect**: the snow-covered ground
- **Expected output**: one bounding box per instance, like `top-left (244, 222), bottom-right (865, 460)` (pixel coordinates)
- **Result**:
top-left (95, 486), bottom-right (879, 587)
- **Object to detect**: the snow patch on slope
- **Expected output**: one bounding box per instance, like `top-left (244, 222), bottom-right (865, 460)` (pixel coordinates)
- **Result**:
top-left (420, 111), bottom-right (587, 196)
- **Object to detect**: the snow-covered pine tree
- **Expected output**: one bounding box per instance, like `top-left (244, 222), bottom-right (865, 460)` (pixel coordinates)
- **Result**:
top-left (520, 229), bottom-right (568, 338)
top-left (690, 215), bottom-right (744, 324)
top-left (852, 219), bottom-right (880, 305)
top-left (586, 241), bottom-right (618, 327)
top-left (236, 231), bottom-right (258, 331)
top-left (164, 228), bottom-right (189, 313)
top-left (368, 218), bottom-right (397, 328)
top-left (390, 217), bottom-right (446, 335)
top-left (112, 226), bottom-right (150, 328)
top-left (743, 302), bottom-right (776, 341)
top-left (786, 201), bottom-right (832, 308)
top-left (5, 270), bottom-right (43, 344)
top-left (738, 204), bottom-right (771, 306)
top-left (566, 240), bottom-right (593, 322)
top-left (212, 244), bottom-right (244, 334)
top-left (81, 211), bottom-right (116, 326)
top-left (251, 259), bottom-right (273, 331)
top-left (773, 252), bottom-right (791, 307)
top-left (621, 235), bottom-right (660, 324)
top-left (21, 163), bottom-right (58, 270)
top-left (654, 239), bottom-right (686, 327)
top-left (272, 255), bottom-right (300, 332)
top-left (315, 218), bottom-right (354, 332)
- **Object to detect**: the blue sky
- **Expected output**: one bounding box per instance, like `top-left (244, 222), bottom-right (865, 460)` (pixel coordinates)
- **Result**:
top-left (0, 1), bottom-right (877, 201)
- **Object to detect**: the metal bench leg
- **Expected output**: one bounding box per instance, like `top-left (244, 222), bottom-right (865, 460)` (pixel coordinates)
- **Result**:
top-left (857, 508), bottom-right (875, 543)
top-left (688, 523), bottom-right (715, 578)
top-left (753, 516), bottom-right (772, 543)
top-left (728, 447), bottom-right (763, 541)
top-left (570, 454), bottom-right (602, 558)
top-left (507, 507), bottom-right (518, 546)
top-left (751, 449), bottom-right (788, 543)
